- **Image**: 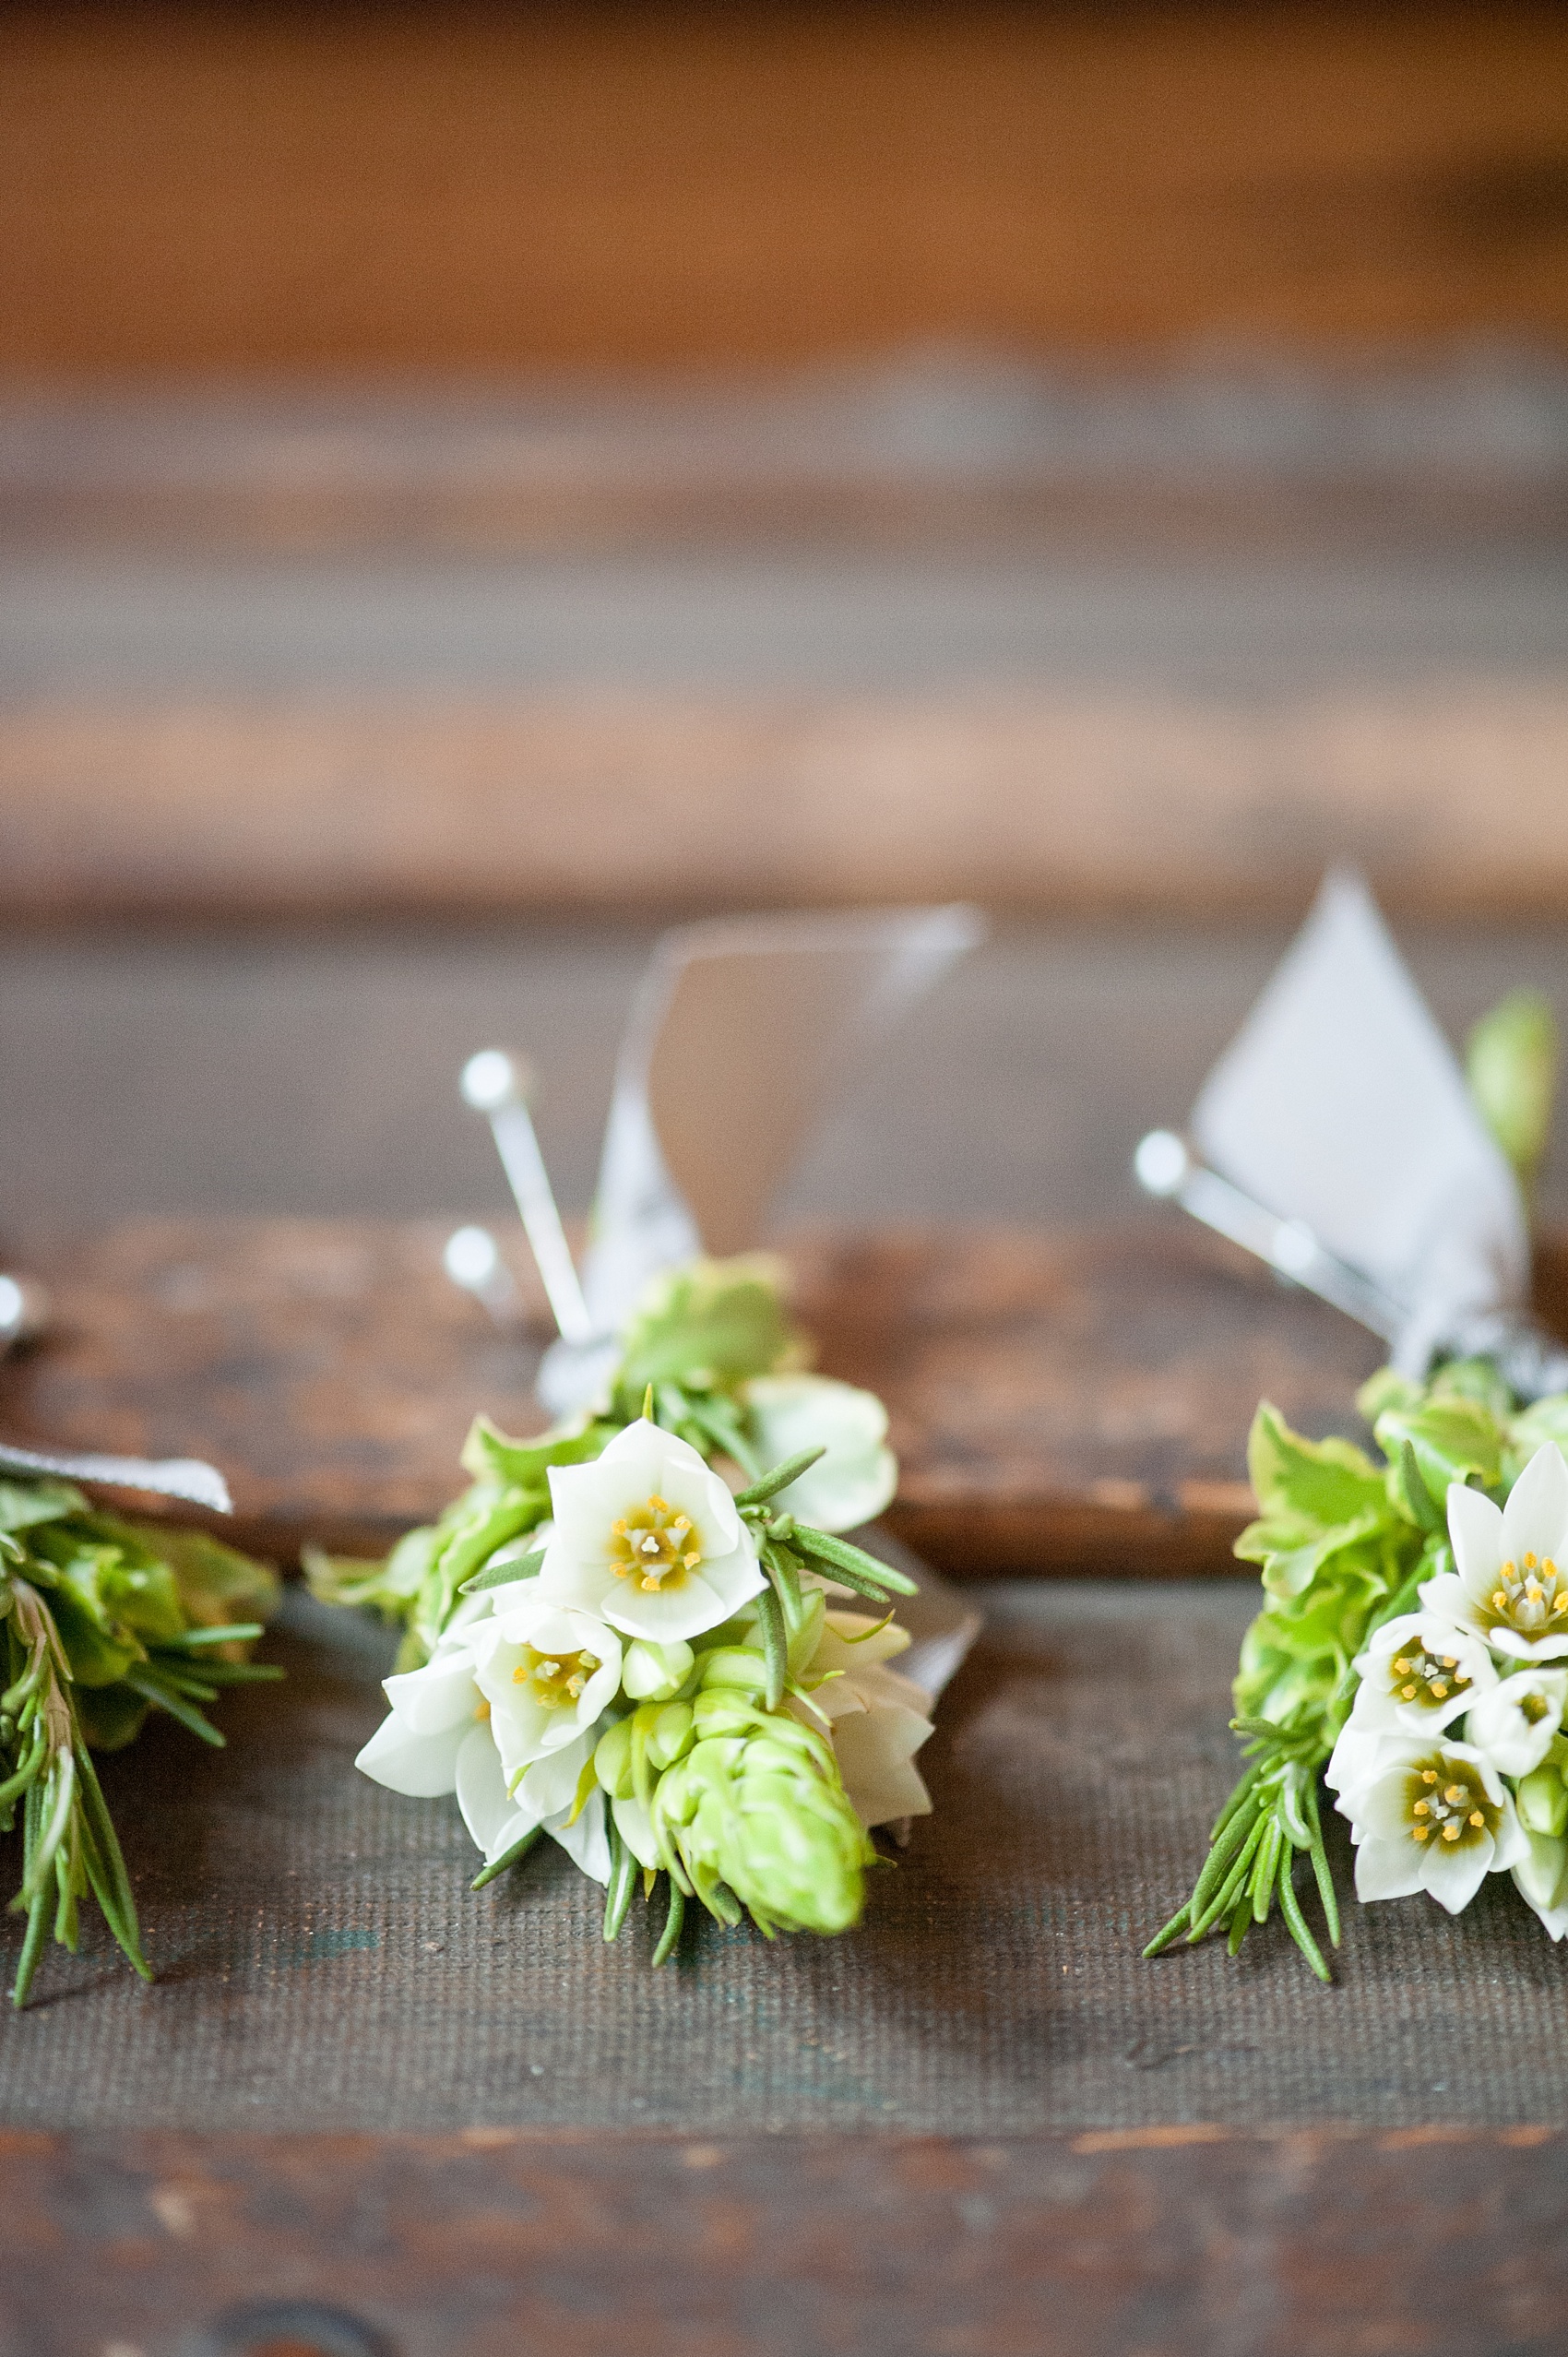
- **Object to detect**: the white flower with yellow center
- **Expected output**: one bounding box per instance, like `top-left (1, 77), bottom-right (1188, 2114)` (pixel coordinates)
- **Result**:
top-left (1421, 1442), bottom-right (1568, 1662)
top-left (1343, 1613), bottom-right (1496, 1742)
top-left (537, 1418), bottom-right (765, 1642)
top-left (1465, 1666), bottom-right (1568, 1780)
top-left (742, 1374), bottom-right (898, 1533)
top-left (474, 1593), bottom-right (622, 1787)
top-left (353, 1603), bottom-right (612, 1883)
top-left (790, 1607), bottom-right (935, 1828)
top-left (1338, 1738), bottom-right (1526, 1914)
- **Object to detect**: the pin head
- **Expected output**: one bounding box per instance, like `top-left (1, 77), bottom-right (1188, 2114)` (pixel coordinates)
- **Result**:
top-left (1134, 1130), bottom-right (1191, 1197)
top-left (0, 1273), bottom-right (50, 1351)
top-left (444, 1225), bottom-right (502, 1291)
top-left (460, 1049), bottom-right (534, 1114)
top-left (462, 1055), bottom-right (541, 1117)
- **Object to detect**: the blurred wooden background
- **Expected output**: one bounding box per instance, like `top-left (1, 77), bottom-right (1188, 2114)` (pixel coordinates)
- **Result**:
top-left (3, 3), bottom-right (1566, 924)
top-left (7, 5), bottom-right (1568, 367)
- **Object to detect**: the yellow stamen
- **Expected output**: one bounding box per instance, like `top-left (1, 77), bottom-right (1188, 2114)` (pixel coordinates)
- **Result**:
top-left (1442, 1823), bottom-right (1462, 1841)
top-left (1414, 1799), bottom-right (1431, 1815)
top-left (1413, 1825), bottom-right (1431, 1840)
top-left (1444, 1784), bottom-right (1466, 1805)
top-left (1526, 1553), bottom-right (1538, 1570)
top-left (1422, 1768), bottom-right (1439, 1784)
top-left (1431, 1681), bottom-right (1448, 1698)
top-left (1469, 1811), bottom-right (1485, 1827)
top-left (1393, 1658), bottom-right (1412, 1675)
top-left (1401, 1684), bottom-right (1418, 1700)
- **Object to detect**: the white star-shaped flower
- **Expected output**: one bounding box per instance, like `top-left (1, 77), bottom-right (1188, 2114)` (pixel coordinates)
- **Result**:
top-left (1340, 1737), bottom-right (1526, 1915)
top-left (474, 1593), bottom-right (622, 1786)
top-left (1465, 1666), bottom-right (1568, 1780)
top-left (537, 1418), bottom-right (766, 1642)
top-left (1344, 1612), bottom-right (1497, 1741)
top-left (1421, 1443), bottom-right (1568, 1662)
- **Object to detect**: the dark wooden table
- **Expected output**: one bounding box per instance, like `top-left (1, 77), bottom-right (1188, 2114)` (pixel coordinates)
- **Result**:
top-left (4, 1219), bottom-right (1567, 2355)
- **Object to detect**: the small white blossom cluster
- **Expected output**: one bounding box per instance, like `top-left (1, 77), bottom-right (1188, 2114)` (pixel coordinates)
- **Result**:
top-left (1327, 1443), bottom-right (1568, 1932)
top-left (355, 1376), bottom-right (932, 1887)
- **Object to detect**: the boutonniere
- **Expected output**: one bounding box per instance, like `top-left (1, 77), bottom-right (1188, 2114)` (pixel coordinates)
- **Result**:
top-left (309, 908), bottom-right (984, 1958)
top-left (1140, 875), bottom-right (1568, 1976)
top-left (0, 1434), bottom-right (279, 2005)
top-left (311, 1258), bottom-right (937, 1956)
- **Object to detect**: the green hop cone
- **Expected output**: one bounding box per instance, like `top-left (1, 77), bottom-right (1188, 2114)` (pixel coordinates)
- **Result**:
top-left (650, 1683), bottom-right (874, 1937)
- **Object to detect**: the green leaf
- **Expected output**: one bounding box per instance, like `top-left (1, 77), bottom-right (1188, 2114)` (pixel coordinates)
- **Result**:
top-left (72, 1684), bottom-right (152, 1752)
top-left (1372, 1393), bottom-right (1503, 1517)
top-left (1235, 1508), bottom-right (1386, 1601)
top-left (458, 1414), bottom-right (612, 1488)
top-left (1246, 1403), bottom-right (1386, 1530)
top-left (0, 1480), bottom-right (84, 1534)
top-left (1504, 1393), bottom-right (1568, 1490)
top-left (616, 1256), bottom-right (791, 1393)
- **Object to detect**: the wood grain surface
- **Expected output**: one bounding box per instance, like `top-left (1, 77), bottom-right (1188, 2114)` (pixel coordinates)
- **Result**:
top-left (7, 684), bottom-right (1568, 925)
top-left (0, 1214), bottom-right (1408, 1574)
top-left (4, 2124), bottom-right (1564, 2357)
top-left (6, 6), bottom-right (1568, 369)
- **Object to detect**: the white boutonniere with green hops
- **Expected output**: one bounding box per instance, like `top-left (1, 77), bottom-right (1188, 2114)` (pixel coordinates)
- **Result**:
top-left (313, 1256), bottom-right (938, 1960)
top-left (1140, 875), bottom-right (1568, 1979)
top-left (0, 1473), bottom-right (279, 2005)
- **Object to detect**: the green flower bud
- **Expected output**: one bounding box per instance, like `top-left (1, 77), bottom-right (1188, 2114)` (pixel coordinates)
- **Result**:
top-left (698, 1646), bottom-right (771, 1698)
top-left (622, 1637), bottom-right (695, 1702)
top-left (650, 1688), bottom-right (873, 1936)
top-left (1519, 1765), bottom-right (1568, 1838)
top-left (1467, 990), bottom-right (1559, 1207)
top-left (646, 1700), bottom-right (694, 1771)
top-left (594, 1717), bottom-right (636, 1799)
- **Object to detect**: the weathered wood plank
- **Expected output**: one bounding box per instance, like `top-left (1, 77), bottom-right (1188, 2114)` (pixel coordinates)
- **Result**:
top-left (6, 7), bottom-right (1568, 368)
top-left (0, 1216), bottom-right (1408, 1574)
top-left (3, 2125), bottom-right (1564, 2356)
top-left (5, 684), bottom-right (1568, 923)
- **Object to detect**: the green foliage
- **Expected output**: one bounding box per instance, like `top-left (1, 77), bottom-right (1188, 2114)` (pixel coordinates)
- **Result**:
top-left (310, 1255), bottom-right (803, 1664)
top-left (614, 1256), bottom-right (794, 1396)
top-left (0, 1485), bottom-right (280, 2004)
top-left (1151, 1356), bottom-right (1568, 1981)
top-left (648, 1665), bottom-right (873, 1940)
top-left (1467, 989), bottom-right (1559, 1207)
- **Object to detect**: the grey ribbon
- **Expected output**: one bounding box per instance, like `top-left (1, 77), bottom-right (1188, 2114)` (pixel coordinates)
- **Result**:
top-left (0, 1441), bottom-right (232, 1515)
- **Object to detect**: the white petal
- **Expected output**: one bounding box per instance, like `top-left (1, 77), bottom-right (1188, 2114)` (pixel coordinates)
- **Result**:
top-left (830, 1702), bottom-right (933, 1827)
top-left (548, 1788), bottom-right (612, 1885)
top-left (1502, 1443), bottom-right (1568, 1567)
top-left (612, 1792), bottom-right (662, 1869)
top-left (1416, 1571), bottom-right (1479, 1627)
top-left (600, 1570), bottom-right (728, 1643)
top-left (1420, 1830), bottom-right (1495, 1913)
top-left (1353, 1834), bottom-right (1426, 1903)
top-left (1514, 1831), bottom-right (1568, 1934)
top-left (355, 1710), bottom-right (466, 1798)
top-left (516, 1730), bottom-right (595, 1819)
top-left (1325, 1725), bottom-right (1393, 1803)
top-left (1465, 1670), bottom-right (1568, 1777)
top-left (1446, 1480), bottom-right (1505, 1598)
top-left (817, 1610), bottom-right (912, 1669)
top-left (381, 1651), bottom-right (481, 1737)
top-left (455, 1719), bottom-right (539, 1858)
top-left (535, 1544), bottom-right (619, 1616)
top-left (745, 1375), bottom-right (898, 1532)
